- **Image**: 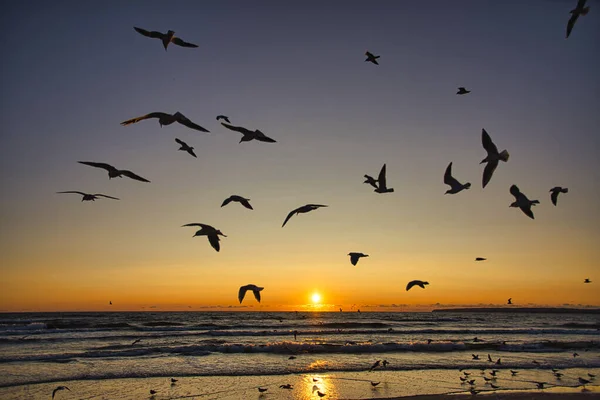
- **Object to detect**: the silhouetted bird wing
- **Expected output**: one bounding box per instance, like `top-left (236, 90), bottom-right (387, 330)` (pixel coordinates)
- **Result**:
top-left (208, 234), bottom-right (220, 252)
top-left (175, 113), bottom-right (210, 132)
top-left (187, 149), bottom-right (197, 158)
top-left (364, 175), bottom-right (378, 189)
top-left (444, 162), bottom-right (461, 188)
top-left (221, 197), bottom-right (234, 207)
top-left (350, 253), bottom-right (359, 266)
top-left (216, 115), bottom-right (231, 123)
top-left (94, 194), bottom-right (120, 200)
top-left (566, 13), bottom-right (579, 38)
top-left (510, 184), bottom-right (522, 201)
top-left (550, 190), bottom-right (559, 206)
top-left (282, 208), bottom-right (300, 227)
top-left (171, 36), bottom-right (199, 48)
top-left (120, 112), bottom-right (169, 126)
top-left (306, 204), bottom-right (328, 209)
top-left (406, 280), bottom-right (422, 291)
top-left (120, 170), bottom-right (150, 182)
top-left (182, 223), bottom-right (213, 229)
top-left (482, 129), bottom-right (499, 155)
top-left (238, 286), bottom-right (248, 303)
top-left (482, 161), bottom-right (498, 188)
top-left (255, 131), bottom-right (277, 143)
top-left (175, 138), bottom-right (187, 146)
top-left (239, 198), bottom-right (253, 210)
top-left (57, 191), bottom-right (87, 196)
top-left (78, 161), bottom-right (117, 172)
top-left (366, 51), bottom-right (375, 58)
top-left (220, 122), bottom-right (251, 135)
top-left (253, 289), bottom-right (261, 302)
top-left (134, 27), bottom-right (164, 39)
top-left (377, 164), bottom-right (388, 188)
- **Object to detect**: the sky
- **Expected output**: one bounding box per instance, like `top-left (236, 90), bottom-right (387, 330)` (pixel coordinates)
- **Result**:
top-left (0, 0), bottom-right (599, 312)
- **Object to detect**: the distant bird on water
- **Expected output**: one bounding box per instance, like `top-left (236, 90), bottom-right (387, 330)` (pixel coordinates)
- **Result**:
top-left (78, 162), bottom-right (150, 182)
top-left (182, 223), bottom-right (227, 252)
top-left (57, 191), bottom-right (119, 201)
top-left (220, 122), bottom-right (277, 143)
top-left (365, 51), bottom-right (380, 65)
top-left (549, 187), bottom-right (568, 206)
top-left (121, 111), bottom-right (210, 133)
top-left (221, 195), bottom-right (253, 210)
top-left (175, 138), bottom-right (197, 158)
top-left (282, 204), bottom-right (328, 227)
top-left (406, 280), bottom-right (429, 291)
top-left (480, 129), bottom-right (509, 188)
top-left (457, 87), bottom-right (471, 95)
top-left (509, 185), bottom-right (540, 219)
top-left (508, 298), bottom-right (512, 305)
top-left (238, 284), bottom-right (263, 304)
top-left (371, 381), bottom-right (380, 387)
top-left (584, 278), bottom-right (591, 283)
top-left (443, 162), bottom-right (471, 194)
top-left (52, 386), bottom-right (70, 399)
top-left (133, 27), bottom-right (198, 50)
top-left (348, 252), bottom-right (369, 266)
top-left (216, 115), bottom-right (231, 123)
top-left (475, 257), bottom-right (486, 261)
top-left (566, 0), bottom-right (590, 38)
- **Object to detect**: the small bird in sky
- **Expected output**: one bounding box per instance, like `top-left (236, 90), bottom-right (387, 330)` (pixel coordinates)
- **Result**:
top-left (52, 386), bottom-right (70, 399)
top-left (109, 301), bottom-right (112, 305)
top-left (220, 122), bottom-right (277, 143)
top-left (584, 278), bottom-right (592, 283)
top-left (406, 280), bottom-right (429, 291)
top-left (510, 185), bottom-right (540, 219)
top-left (566, 0), bottom-right (590, 38)
top-left (175, 138), bottom-right (197, 158)
top-left (121, 111), bottom-right (210, 132)
top-left (480, 129), bottom-right (509, 188)
top-left (133, 27), bottom-right (198, 50)
top-left (475, 257), bottom-right (486, 261)
top-left (282, 204), bottom-right (328, 227)
top-left (457, 87), bottom-right (471, 95)
top-left (365, 51), bottom-right (380, 65)
top-left (78, 161), bottom-right (150, 182)
top-left (508, 298), bottom-right (512, 305)
top-left (221, 195), bottom-right (253, 210)
top-left (348, 252), bottom-right (369, 266)
top-left (549, 187), bottom-right (568, 206)
top-left (375, 164), bottom-right (394, 193)
top-left (216, 115), bottom-right (231, 123)
top-left (238, 284), bottom-right (264, 303)
top-left (444, 162), bottom-right (471, 194)
top-left (57, 191), bottom-right (119, 201)
top-left (182, 223), bottom-right (227, 252)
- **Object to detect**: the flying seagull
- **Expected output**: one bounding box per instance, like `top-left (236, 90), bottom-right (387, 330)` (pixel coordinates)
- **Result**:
top-left (220, 122), bottom-right (276, 143)
top-left (566, 0), bottom-right (590, 38)
top-left (549, 187), bottom-right (568, 206)
top-left (133, 27), bottom-right (198, 50)
top-left (175, 138), bottom-right (197, 158)
top-left (457, 87), bottom-right (471, 95)
top-left (444, 162), bottom-right (471, 194)
top-left (57, 191), bottom-right (119, 201)
top-left (78, 162), bottom-right (150, 182)
top-left (475, 257), bottom-right (486, 261)
top-left (406, 280), bottom-right (429, 291)
top-left (584, 278), bottom-right (591, 283)
top-left (364, 174), bottom-right (378, 189)
top-left (52, 386), bottom-right (70, 399)
top-left (508, 298), bottom-right (512, 305)
top-left (348, 252), bottom-right (369, 266)
top-left (480, 129), bottom-right (509, 188)
top-left (366, 164), bottom-right (394, 193)
top-left (182, 223), bottom-right (227, 252)
top-left (238, 284), bottom-right (264, 303)
top-left (216, 115), bottom-right (231, 123)
top-left (282, 204), bottom-right (328, 227)
top-left (121, 111), bottom-right (210, 133)
top-left (365, 51), bottom-right (380, 65)
top-left (509, 184), bottom-right (540, 219)
top-left (221, 195), bottom-right (253, 210)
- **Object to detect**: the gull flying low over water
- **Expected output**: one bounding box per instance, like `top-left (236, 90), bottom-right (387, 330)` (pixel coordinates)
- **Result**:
top-left (549, 187), bottom-right (568, 206)
top-left (480, 129), bottom-right (509, 188)
top-left (216, 115), bottom-right (231, 123)
top-left (78, 162), bottom-right (150, 182)
top-left (121, 112), bottom-right (210, 133)
top-left (509, 185), bottom-right (540, 219)
top-left (52, 386), bottom-right (70, 399)
top-left (366, 164), bottom-right (394, 193)
top-left (282, 204), bottom-right (328, 227)
top-left (457, 87), bottom-right (471, 95)
top-left (133, 27), bottom-right (198, 50)
top-left (220, 122), bottom-right (277, 143)
top-left (365, 51), bottom-right (380, 65)
top-left (475, 257), bottom-right (486, 261)
top-left (175, 138), bottom-right (197, 158)
top-left (182, 223), bottom-right (227, 252)
top-left (348, 252), bottom-right (369, 266)
top-left (406, 280), bottom-right (429, 291)
top-left (566, 0), bottom-right (590, 38)
top-left (238, 284), bottom-right (264, 303)
top-left (221, 195), bottom-right (253, 210)
top-left (444, 162), bottom-right (471, 194)
top-left (57, 191), bottom-right (119, 201)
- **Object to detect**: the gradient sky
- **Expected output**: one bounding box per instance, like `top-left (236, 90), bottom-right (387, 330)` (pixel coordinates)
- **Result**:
top-left (1, 0), bottom-right (599, 312)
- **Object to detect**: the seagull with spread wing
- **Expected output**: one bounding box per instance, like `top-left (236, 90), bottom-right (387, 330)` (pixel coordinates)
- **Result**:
top-left (366, 164), bottom-right (394, 193)
top-left (480, 129), bottom-right (509, 188)
top-left (406, 280), bottom-right (429, 291)
top-left (566, 0), bottom-right (590, 38)
top-left (57, 191), bottom-right (119, 201)
top-left (509, 185), bottom-right (539, 219)
top-left (221, 195), bottom-right (253, 210)
top-left (238, 284), bottom-right (263, 304)
top-left (444, 162), bottom-right (471, 194)
top-left (549, 187), bottom-right (568, 206)
top-left (78, 162), bottom-right (150, 182)
top-left (133, 27), bottom-right (198, 50)
top-left (174, 138), bottom-right (197, 158)
top-left (220, 122), bottom-right (276, 143)
top-left (121, 111), bottom-right (209, 132)
top-left (182, 223), bottom-right (227, 252)
top-left (282, 204), bottom-right (327, 227)
top-left (348, 252), bottom-right (369, 266)
top-left (365, 51), bottom-right (380, 65)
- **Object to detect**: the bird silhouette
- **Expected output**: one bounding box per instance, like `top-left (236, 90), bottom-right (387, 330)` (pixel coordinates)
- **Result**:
top-left (238, 284), bottom-right (264, 303)
top-left (457, 87), bottom-right (471, 95)
top-left (584, 278), bottom-right (592, 283)
top-left (133, 27), bottom-right (198, 50)
top-left (175, 138), bottom-right (197, 158)
top-left (508, 298), bottom-right (512, 305)
top-left (365, 51), bottom-right (380, 65)
top-left (78, 161), bottom-right (150, 182)
top-left (282, 204), bottom-right (328, 227)
top-left (509, 185), bottom-right (540, 219)
top-left (475, 257), bottom-right (487, 261)
top-left (549, 187), bottom-right (568, 206)
top-left (216, 115), bottom-right (231, 123)
top-left (220, 122), bottom-right (276, 143)
top-left (121, 111), bottom-right (210, 132)
top-left (221, 195), bottom-right (253, 210)
top-left (480, 129), bottom-right (509, 188)
top-left (52, 386), bottom-right (70, 399)
top-left (566, 0), bottom-right (590, 38)
top-left (348, 252), bottom-right (369, 266)
top-left (57, 191), bottom-right (119, 201)
top-left (182, 223), bottom-right (227, 252)
top-left (406, 280), bottom-right (429, 291)
top-left (444, 162), bottom-right (471, 194)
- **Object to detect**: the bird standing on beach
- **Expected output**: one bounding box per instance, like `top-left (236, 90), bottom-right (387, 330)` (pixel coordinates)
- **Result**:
top-left (133, 27), bottom-right (198, 50)
top-left (566, 0), bottom-right (590, 38)
top-left (282, 204), bottom-right (328, 227)
top-left (182, 223), bottom-right (227, 252)
top-left (509, 185), bottom-right (539, 219)
top-left (549, 187), bottom-right (568, 206)
top-left (221, 195), bottom-right (253, 210)
top-left (406, 280), bottom-right (429, 291)
top-left (480, 129), bottom-right (509, 188)
top-left (238, 284), bottom-right (264, 303)
top-left (348, 252), bottom-right (369, 266)
top-left (57, 191), bottom-right (119, 201)
top-left (444, 162), bottom-right (471, 194)
top-left (175, 138), bottom-right (197, 158)
top-left (52, 386), bottom-right (70, 399)
top-left (78, 162), bottom-right (150, 183)
top-left (365, 51), bottom-right (380, 65)
top-left (121, 111), bottom-right (210, 132)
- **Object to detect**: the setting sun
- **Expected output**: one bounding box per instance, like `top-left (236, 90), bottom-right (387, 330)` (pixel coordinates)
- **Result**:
top-left (311, 293), bottom-right (321, 304)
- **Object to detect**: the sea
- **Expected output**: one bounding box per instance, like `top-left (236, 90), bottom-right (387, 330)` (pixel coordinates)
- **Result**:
top-left (0, 311), bottom-right (599, 399)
